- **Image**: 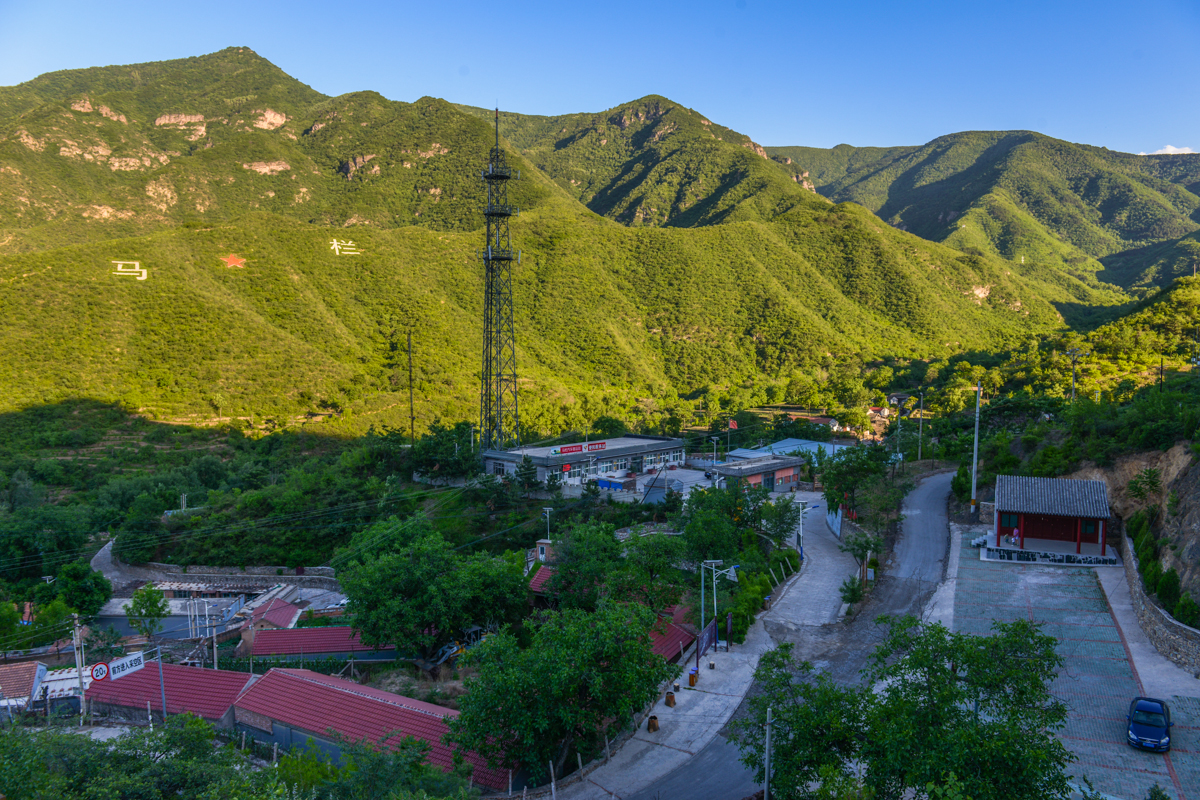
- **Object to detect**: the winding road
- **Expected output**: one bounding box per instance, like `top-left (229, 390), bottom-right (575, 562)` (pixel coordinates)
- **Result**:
top-left (623, 471), bottom-right (955, 800)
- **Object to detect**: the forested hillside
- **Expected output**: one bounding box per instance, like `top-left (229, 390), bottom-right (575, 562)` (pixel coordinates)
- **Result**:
top-left (0, 48), bottom-right (1125, 435)
top-left (769, 132), bottom-right (1200, 290)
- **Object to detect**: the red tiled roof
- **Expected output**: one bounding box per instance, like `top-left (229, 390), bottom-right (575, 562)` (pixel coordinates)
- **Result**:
top-left (234, 669), bottom-right (507, 790)
top-left (85, 662), bottom-right (251, 721)
top-left (650, 621), bottom-right (696, 660)
top-left (252, 598), bottom-right (301, 629)
top-left (528, 565), bottom-right (555, 594)
top-left (252, 626), bottom-right (395, 657)
top-left (0, 661), bottom-right (42, 705)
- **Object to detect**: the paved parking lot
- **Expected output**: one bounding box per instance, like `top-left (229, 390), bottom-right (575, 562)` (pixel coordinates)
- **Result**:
top-left (953, 533), bottom-right (1197, 799)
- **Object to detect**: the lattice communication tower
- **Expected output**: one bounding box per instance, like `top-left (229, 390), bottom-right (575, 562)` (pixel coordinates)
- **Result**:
top-left (479, 109), bottom-right (520, 450)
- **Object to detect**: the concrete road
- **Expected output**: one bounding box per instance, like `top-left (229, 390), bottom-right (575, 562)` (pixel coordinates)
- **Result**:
top-left (633, 472), bottom-right (955, 799)
top-left (867, 471), bottom-right (954, 619)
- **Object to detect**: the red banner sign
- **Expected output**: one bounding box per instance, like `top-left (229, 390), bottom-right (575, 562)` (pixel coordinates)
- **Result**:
top-left (559, 444), bottom-right (583, 455)
top-left (586, 442), bottom-right (607, 452)
top-left (562, 464), bottom-right (570, 472)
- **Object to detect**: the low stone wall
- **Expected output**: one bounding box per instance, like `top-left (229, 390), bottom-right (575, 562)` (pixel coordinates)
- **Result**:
top-left (144, 562), bottom-right (336, 578)
top-left (1123, 535), bottom-right (1200, 676)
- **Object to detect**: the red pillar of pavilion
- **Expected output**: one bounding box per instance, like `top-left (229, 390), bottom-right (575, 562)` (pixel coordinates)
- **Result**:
top-left (1018, 513), bottom-right (1025, 550)
top-left (995, 506), bottom-right (1002, 547)
top-left (1075, 517), bottom-right (1082, 555)
top-left (1100, 519), bottom-right (1107, 556)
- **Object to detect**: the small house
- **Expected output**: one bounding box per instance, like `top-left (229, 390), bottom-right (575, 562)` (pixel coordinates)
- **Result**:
top-left (250, 626), bottom-right (397, 661)
top-left (232, 668), bottom-right (508, 791)
top-left (85, 662), bottom-right (252, 726)
top-left (994, 475), bottom-right (1111, 555)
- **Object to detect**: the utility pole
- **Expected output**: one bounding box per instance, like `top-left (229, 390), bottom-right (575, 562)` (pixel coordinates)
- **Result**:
top-left (71, 614), bottom-right (86, 725)
top-left (797, 500), bottom-right (808, 561)
top-left (764, 706), bottom-right (773, 800)
top-left (212, 608), bottom-right (219, 671)
top-left (542, 507), bottom-right (552, 540)
top-left (408, 330), bottom-right (415, 448)
top-left (970, 383), bottom-right (981, 523)
top-left (917, 391), bottom-right (925, 463)
top-left (710, 436), bottom-right (720, 487)
top-left (1065, 348), bottom-right (1086, 402)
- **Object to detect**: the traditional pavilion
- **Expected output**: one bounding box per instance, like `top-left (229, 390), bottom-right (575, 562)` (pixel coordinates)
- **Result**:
top-left (994, 475), bottom-right (1111, 555)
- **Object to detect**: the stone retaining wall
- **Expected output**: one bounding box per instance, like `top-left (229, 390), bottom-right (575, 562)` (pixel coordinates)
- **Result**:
top-left (1122, 535), bottom-right (1200, 676)
top-left (144, 562), bottom-right (336, 578)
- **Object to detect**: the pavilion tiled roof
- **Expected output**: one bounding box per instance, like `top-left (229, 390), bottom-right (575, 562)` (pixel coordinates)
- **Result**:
top-left (233, 669), bottom-right (507, 790)
top-left (252, 626), bottom-right (395, 657)
top-left (995, 475), bottom-right (1111, 519)
top-left (85, 662), bottom-right (252, 721)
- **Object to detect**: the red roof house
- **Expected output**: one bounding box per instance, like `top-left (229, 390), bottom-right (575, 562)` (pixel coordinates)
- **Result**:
top-left (85, 662), bottom-right (252, 727)
top-left (251, 598), bottom-right (302, 630)
top-left (251, 626), bottom-right (397, 660)
top-left (0, 661), bottom-right (47, 712)
top-left (528, 565), bottom-right (556, 595)
top-left (233, 669), bottom-right (507, 790)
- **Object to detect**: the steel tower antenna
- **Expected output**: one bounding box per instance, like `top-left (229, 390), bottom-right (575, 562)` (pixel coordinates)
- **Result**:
top-left (479, 108), bottom-right (520, 450)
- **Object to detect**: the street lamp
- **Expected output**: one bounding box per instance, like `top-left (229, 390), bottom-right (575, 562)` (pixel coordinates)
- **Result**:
top-left (700, 559), bottom-right (739, 642)
top-left (916, 391), bottom-right (925, 463)
top-left (542, 507), bottom-right (552, 539)
top-left (710, 436), bottom-right (720, 487)
top-left (796, 500), bottom-right (819, 562)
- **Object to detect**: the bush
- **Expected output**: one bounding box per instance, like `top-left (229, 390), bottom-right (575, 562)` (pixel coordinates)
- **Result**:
top-left (1143, 560), bottom-right (1162, 595)
top-left (1157, 568), bottom-right (1181, 611)
top-left (840, 576), bottom-right (864, 604)
top-left (1173, 594), bottom-right (1200, 627)
top-left (951, 463), bottom-right (971, 503)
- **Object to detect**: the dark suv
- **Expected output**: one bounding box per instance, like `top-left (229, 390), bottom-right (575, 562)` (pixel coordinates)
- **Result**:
top-left (1127, 697), bottom-right (1172, 752)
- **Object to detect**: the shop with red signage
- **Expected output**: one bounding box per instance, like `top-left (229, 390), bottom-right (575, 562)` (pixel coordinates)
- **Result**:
top-left (482, 435), bottom-right (686, 486)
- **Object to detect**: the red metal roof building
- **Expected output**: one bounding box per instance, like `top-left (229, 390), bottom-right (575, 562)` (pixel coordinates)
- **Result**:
top-left (528, 564), bottom-right (556, 595)
top-left (233, 669), bottom-right (507, 791)
top-left (251, 626), bottom-right (397, 660)
top-left (0, 661), bottom-right (47, 712)
top-left (251, 598), bottom-right (302, 630)
top-left (85, 662), bottom-right (252, 727)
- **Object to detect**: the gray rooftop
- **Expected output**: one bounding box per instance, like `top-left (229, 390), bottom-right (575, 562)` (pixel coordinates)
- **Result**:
top-left (995, 475), bottom-right (1111, 519)
top-left (485, 435), bottom-right (684, 464)
top-left (713, 454), bottom-right (808, 478)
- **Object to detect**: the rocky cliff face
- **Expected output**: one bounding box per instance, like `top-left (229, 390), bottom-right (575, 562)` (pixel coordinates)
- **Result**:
top-left (1069, 442), bottom-right (1200, 598)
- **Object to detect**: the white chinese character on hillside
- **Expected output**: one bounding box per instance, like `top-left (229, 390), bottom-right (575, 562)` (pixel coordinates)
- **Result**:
top-left (112, 261), bottom-right (147, 280)
top-left (329, 239), bottom-right (361, 255)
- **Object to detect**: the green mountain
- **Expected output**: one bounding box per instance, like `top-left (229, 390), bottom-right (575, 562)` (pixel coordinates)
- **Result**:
top-left (768, 132), bottom-right (1200, 290)
top-left (455, 97), bottom-right (824, 228)
top-left (0, 49), bottom-right (1126, 436)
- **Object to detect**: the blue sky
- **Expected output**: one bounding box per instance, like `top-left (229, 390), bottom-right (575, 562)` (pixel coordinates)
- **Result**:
top-left (1, 0), bottom-right (1196, 154)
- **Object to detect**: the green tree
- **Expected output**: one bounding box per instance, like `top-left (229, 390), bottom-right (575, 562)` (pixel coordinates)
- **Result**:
top-left (53, 561), bottom-right (113, 618)
top-left (731, 616), bottom-right (1071, 800)
top-left (821, 446), bottom-right (890, 513)
top-left (547, 522), bottom-right (622, 611)
top-left (838, 530), bottom-right (884, 576)
top-left (447, 602), bottom-right (675, 783)
top-left (1157, 567), bottom-right (1181, 611)
top-left (84, 625), bottom-right (126, 662)
top-left (514, 455), bottom-right (541, 495)
top-left (614, 530), bottom-right (686, 609)
top-left (341, 530), bottom-right (526, 661)
top-left (761, 495), bottom-right (805, 549)
top-left (126, 583), bottom-right (170, 639)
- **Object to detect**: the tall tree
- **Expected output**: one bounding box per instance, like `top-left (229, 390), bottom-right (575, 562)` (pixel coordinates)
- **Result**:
top-left (732, 616), bottom-right (1071, 800)
top-left (547, 522), bottom-right (622, 611)
top-left (126, 584), bottom-right (169, 640)
top-left (341, 530), bottom-right (526, 661)
top-left (447, 602), bottom-right (675, 783)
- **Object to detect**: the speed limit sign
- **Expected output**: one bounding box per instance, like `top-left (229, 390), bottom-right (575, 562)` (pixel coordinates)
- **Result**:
top-left (90, 662), bottom-right (109, 681)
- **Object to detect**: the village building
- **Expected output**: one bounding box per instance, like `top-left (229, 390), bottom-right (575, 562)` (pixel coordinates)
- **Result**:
top-left (232, 668), bottom-right (508, 791)
top-left (0, 661), bottom-right (47, 714)
top-left (726, 437), bottom-right (853, 462)
top-left (85, 662), bottom-right (252, 727)
top-left (248, 626), bottom-right (397, 661)
top-left (484, 435), bottom-right (686, 486)
top-left (993, 475), bottom-right (1111, 555)
top-left (712, 454), bottom-right (808, 492)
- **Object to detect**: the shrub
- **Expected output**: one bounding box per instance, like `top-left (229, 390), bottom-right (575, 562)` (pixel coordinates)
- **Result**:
top-left (951, 463), bottom-right (971, 503)
top-left (1143, 560), bottom-right (1162, 595)
top-left (1173, 594), bottom-right (1200, 628)
top-left (1157, 568), bottom-right (1181, 611)
top-left (840, 576), bottom-right (864, 604)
